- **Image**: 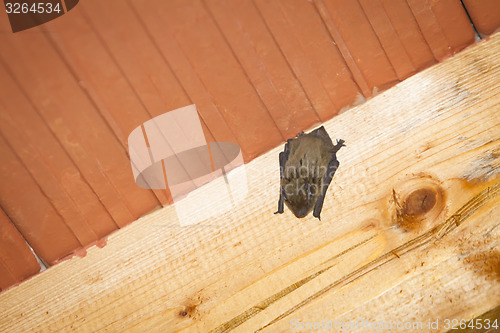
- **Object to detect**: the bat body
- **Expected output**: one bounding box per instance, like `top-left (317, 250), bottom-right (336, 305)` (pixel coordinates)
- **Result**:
top-left (274, 126), bottom-right (344, 220)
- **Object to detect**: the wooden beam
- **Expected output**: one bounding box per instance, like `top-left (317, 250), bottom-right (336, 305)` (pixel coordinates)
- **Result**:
top-left (0, 33), bottom-right (499, 333)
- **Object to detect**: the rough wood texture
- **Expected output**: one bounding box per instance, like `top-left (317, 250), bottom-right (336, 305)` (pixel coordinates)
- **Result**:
top-left (0, 33), bottom-right (499, 333)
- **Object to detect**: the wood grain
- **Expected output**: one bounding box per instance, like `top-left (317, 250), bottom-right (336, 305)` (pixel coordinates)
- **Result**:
top-left (0, 33), bottom-right (498, 333)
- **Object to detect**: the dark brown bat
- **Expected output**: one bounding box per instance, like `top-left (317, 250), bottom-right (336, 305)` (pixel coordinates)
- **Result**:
top-left (274, 126), bottom-right (345, 220)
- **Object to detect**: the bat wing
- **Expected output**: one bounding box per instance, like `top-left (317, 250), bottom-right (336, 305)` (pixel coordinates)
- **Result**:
top-left (274, 140), bottom-right (291, 214)
top-left (313, 139), bottom-right (345, 220)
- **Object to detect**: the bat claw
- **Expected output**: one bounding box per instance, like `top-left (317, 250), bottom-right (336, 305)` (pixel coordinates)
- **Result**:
top-left (330, 139), bottom-right (346, 153)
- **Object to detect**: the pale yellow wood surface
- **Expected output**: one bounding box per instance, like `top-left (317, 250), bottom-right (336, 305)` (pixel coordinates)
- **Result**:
top-left (1, 34), bottom-right (499, 333)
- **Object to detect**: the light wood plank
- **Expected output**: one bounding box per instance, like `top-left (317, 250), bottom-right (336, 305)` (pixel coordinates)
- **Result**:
top-left (0, 33), bottom-right (499, 333)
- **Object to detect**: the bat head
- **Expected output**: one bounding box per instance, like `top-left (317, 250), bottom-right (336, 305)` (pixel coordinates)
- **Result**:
top-left (282, 172), bottom-right (322, 218)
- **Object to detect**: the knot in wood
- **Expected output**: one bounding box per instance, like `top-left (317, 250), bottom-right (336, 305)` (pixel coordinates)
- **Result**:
top-left (391, 175), bottom-right (446, 231)
top-left (403, 188), bottom-right (437, 217)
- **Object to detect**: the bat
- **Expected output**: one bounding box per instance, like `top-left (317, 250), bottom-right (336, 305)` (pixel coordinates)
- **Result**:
top-left (274, 126), bottom-right (345, 220)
